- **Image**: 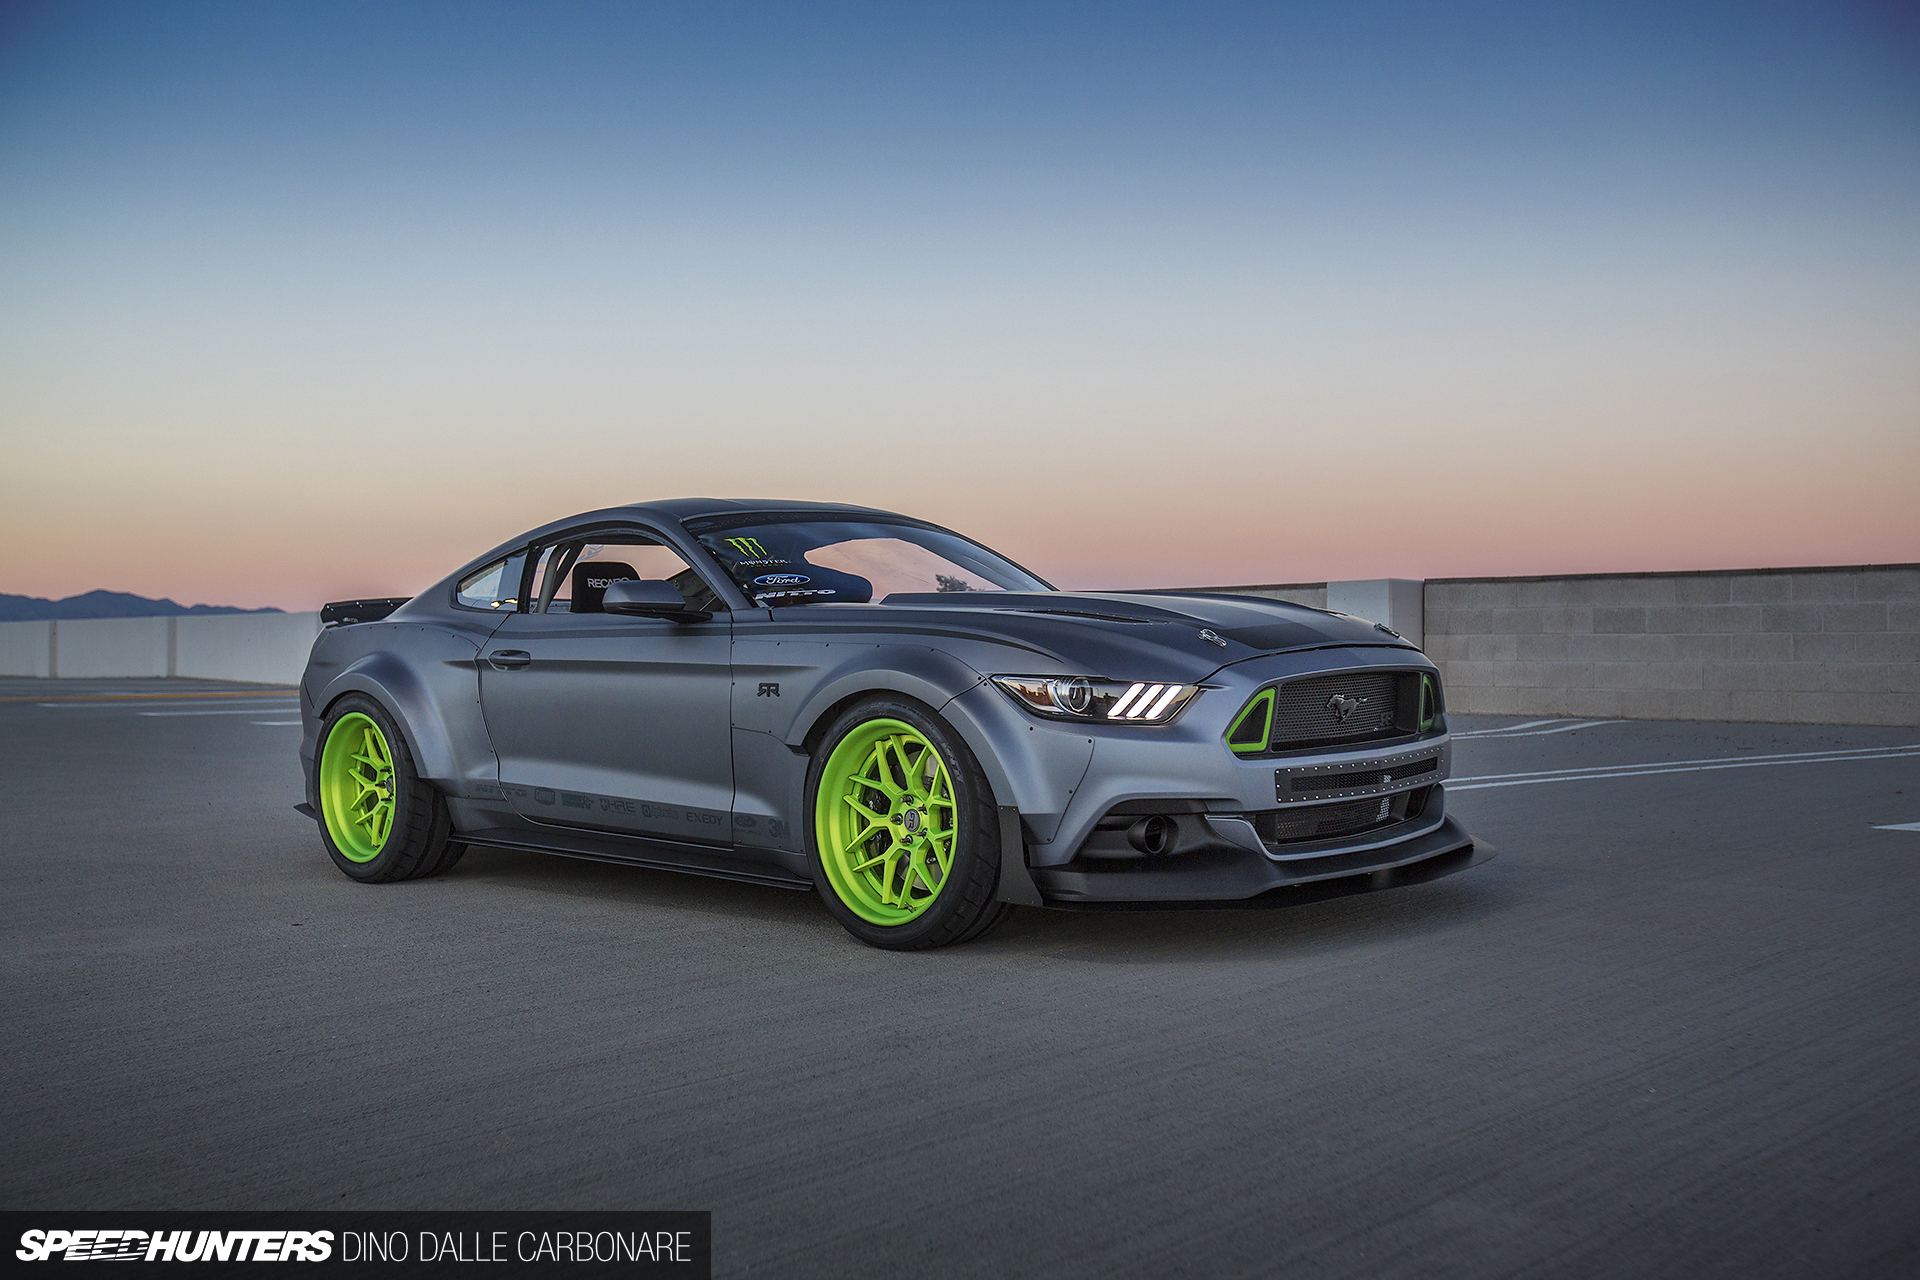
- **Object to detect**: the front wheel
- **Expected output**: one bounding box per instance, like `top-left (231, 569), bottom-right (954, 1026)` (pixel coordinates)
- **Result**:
top-left (315, 694), bottom-right (465, 882)
top-left (807, 697), bottom-right (1013, 950)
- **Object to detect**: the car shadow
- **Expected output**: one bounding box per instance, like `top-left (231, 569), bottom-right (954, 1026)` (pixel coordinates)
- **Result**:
top-left (440, 844), bottom-right (1517, 963)
top-left (970, 875), bottom-right (1516, 964)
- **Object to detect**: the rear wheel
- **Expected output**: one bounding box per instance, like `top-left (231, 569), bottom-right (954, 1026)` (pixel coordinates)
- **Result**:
top-left (808, 696), bottom-right (1012, 950)
top-left (316, 694), bottom-right (464, 882)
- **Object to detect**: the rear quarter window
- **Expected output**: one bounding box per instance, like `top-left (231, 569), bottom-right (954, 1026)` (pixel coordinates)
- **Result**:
top-left (455, 553), bottom-right (526, 611)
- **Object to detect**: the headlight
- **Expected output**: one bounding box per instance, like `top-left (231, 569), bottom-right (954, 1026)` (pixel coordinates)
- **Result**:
top-left (991, 675), bottom-right (1201, 723)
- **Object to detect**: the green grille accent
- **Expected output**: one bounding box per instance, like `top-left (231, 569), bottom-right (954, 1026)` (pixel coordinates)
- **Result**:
top-left (1419, 675), bottom-right (1438, 733)
top-left (1225, 688), bottom-right (1275, 755)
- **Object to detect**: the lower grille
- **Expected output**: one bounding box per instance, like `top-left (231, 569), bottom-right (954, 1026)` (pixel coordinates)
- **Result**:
top-left (1260, 787), bottom-right (1431, 845)
top-left (1269, 671), bottom-right (1402, 750)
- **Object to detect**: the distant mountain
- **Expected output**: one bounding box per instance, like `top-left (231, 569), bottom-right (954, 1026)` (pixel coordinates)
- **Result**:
top-left (0, 590), bottom-right (284, 622)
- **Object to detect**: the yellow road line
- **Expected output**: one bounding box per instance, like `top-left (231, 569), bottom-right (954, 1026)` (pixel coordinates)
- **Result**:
top-left (0, 689), bottom-right (297, 703)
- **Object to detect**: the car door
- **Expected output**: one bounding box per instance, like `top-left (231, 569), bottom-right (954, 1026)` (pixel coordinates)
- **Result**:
top-left (477, 531), bottom-right (735, 845)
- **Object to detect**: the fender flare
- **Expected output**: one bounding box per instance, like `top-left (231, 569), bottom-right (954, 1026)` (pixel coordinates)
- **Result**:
top-left (780, 648), bottom-right (1048, 907)
top-left (315, 651), bottom-right (464, 786)
top-left (779, 645), bottom-right (1017, 811)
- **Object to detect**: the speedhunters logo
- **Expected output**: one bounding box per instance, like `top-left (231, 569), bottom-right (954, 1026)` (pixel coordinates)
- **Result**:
top-left (5, 1213), bottom-right (710, 1274)
top-left (16, 1229), bottom-right (333, 1262)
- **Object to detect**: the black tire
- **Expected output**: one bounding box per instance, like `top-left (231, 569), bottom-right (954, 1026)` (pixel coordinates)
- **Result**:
top-left (315, 694), bottom-right (465, 883)
top-left (805, 696), bottom-right (1013, 950)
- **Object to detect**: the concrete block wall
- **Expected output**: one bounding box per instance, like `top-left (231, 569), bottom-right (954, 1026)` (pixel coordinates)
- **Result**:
top-left (175, 612), bottom-right (324, 684)
top-left (0, 613), bottom-right (321, 684)
top-left (0, 621), bottom-right (54, 678)
top-left (1423, 566), bottom-right (1920, 726)
top-left (51, 617), bottom-right (173, 678)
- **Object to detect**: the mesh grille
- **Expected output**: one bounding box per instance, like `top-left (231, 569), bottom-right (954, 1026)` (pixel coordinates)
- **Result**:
top-left (1269, 671), bottom-right (1401, 748)
top-left (1263, 786), bottom-right (1430, 845)
top-left (1290, 756), bottom-right (1439, 795)
top-left (1268, 796), bottom-right (1395, 842)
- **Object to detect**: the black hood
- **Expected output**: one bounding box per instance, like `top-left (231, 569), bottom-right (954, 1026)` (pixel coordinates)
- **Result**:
top-left (872, 591), bottom-right (1417, 678)
top-left (884, 592), bottom-right (1402, 647)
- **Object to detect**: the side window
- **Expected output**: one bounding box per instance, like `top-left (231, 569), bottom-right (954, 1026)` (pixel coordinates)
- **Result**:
top-left (526, 535), bottom-right (723, 614)
top-left (454, 552), bottom-right (527, 611)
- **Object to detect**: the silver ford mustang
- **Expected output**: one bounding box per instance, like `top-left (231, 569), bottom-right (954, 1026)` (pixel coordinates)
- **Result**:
top-left (297, 500), bottom-right (1490, 949)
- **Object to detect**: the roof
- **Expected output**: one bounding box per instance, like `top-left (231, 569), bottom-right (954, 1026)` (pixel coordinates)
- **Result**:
top-left (625, 498), bottom-right (905, 522)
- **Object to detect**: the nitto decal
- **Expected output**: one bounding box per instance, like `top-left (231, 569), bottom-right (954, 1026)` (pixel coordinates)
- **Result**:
top-left (752, 573), bottom-right (809, 586)
top-left (755, 588), bottom-right (837, 601)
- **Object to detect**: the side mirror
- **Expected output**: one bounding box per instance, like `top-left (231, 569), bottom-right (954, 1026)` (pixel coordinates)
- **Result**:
top-left (601, 579), bottom-right (712, 622)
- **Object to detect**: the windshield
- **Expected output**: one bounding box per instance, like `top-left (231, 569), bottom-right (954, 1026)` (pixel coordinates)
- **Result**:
top-left (691, 518), bottom-right (1050, 607)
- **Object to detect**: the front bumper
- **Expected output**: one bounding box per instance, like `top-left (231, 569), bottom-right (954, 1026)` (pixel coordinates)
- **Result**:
top-left (959, 646), bottom-right (1493, 907)
top-left (1034, 813), bottom-right (1489, 907)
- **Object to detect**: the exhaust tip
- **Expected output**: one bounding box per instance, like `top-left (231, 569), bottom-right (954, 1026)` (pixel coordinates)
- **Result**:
top-left (1126, 815), bottom-right (1174, 856)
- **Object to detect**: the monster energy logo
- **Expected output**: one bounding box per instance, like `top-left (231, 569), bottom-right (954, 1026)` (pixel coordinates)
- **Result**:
top-left (725, 537), bottom-right (768, 557)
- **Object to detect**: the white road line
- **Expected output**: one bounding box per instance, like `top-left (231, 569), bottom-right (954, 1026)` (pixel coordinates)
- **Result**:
top-left (251, 720), bottom-right (302, 726)
top-left (1872, 821), bottom-right (1920, 833)
top-left (138, 707), bottom-right (301, 717)
top-left (1467, 720), bottom-right (1615, 740)
top-left (1451, 719), bottom-right (1573, 738)
top-left (1451, 746), bottom-right (1920, 791)
top-left (1458, 741), bottom-right (1920, 782)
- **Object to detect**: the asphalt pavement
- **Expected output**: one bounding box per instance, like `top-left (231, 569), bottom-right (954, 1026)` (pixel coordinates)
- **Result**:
top-left (3, 677), bottom-right (1918, 1278)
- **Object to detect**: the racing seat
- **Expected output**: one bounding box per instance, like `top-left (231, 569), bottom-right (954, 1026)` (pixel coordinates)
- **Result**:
top-left (569, 561), bottom-right (638, 614)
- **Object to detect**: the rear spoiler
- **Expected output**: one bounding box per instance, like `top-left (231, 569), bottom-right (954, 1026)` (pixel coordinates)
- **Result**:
top-left (321, 597), bottom-right (413, 627)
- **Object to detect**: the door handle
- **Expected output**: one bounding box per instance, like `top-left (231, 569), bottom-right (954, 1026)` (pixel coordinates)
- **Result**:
top-left (487, 650), bottom-right (531, 671)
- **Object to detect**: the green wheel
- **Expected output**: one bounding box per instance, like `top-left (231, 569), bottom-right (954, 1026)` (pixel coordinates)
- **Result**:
top-left (815, 717), bottom-right (958, 925)
top-left (319, 712), bottom-right (396, 862)
top-left (807, 697), bottom-right (1014, 949)
top-left (314, 695), bottom-right (465, 883)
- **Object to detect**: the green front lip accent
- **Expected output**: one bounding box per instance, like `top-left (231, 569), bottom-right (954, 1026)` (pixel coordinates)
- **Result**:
top-left (815, 718), bottom-right (957, 926)
top-left (1225, 687), bottom-right (1275, 755)
top-left (319, 711), bottom-right (396, 862)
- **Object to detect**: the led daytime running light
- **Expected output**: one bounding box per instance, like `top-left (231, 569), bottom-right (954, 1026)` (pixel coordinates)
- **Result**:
top-left (991, 676), bottom-right (1200, 724)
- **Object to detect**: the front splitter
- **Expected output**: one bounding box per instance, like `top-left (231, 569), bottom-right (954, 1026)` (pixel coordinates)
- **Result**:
top-left (1032, 814), bottom-right (1493, 909)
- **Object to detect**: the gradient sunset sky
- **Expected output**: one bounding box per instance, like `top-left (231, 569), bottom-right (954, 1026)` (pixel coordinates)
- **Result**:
top-left (3, 1), bottom-right (1916, 611)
